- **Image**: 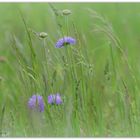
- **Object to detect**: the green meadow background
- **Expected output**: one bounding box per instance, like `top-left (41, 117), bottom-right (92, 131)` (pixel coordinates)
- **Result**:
top-left (1, 3), bottom-right (140, 137)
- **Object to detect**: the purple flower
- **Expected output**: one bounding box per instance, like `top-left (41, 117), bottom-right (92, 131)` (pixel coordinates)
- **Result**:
top-left (55, 36), bottom-right (76, 48)
top-left (28, 95), bottom-right (45, 112)
top-left (55, 93), bottom-right (62, 105)
top-left (48, 94), bottom-right (56, 104)
top-left (48, 93), bottom-right (63, 105)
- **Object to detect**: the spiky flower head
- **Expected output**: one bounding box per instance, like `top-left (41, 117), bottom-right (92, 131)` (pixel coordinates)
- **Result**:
top-left (55, 36), bottom-right (76, 48)
top-left (28, 95), bottom-right (45, 112)
top-left (48, 93), bottom-right (63, 105)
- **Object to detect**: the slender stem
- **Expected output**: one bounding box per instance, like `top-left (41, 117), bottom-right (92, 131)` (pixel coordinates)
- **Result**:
top-left (110, 43), bottom-right (117, 80)
top-left (65, 16), bottom-right (69, 36)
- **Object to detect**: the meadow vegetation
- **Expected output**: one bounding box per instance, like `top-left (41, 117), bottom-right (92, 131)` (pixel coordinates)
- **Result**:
top-left (0, 3), bottom-right (140, 136)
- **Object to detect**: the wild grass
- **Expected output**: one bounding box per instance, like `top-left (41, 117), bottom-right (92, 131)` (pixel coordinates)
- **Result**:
top-left (1, 3), bottom-right (140, 137)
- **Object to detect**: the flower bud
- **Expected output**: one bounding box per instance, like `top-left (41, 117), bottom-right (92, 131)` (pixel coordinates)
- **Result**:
top-left (39, 32), bottom-right (48, 39)
top-left (0, 56), bottom-right (7, 63)
top-left (62, 9), bottom-right (72, 16)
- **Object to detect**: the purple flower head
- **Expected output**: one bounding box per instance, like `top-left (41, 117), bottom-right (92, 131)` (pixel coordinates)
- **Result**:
top-left (55, 36), bottom-right (76, 48)
top-left (28, 95), bottom-right (45, 112)
top-left (48, 93), bottom-right (63, 105)
top-left (48, 94), bottom-right (56, 104)
top-left (55, 93), bottom-right (62, 105)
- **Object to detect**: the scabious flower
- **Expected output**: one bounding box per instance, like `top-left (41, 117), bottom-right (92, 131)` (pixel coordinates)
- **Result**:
top-left (55, 93), bottom-right (63, 105)
top-left (55, 36), bottom-right (76, 48)
top-left (28, 95), bottom-right (45, 112)
top-left (48, 93), bottom-right (63, 105)
top-left (48, 94), bottom-right (56, 104)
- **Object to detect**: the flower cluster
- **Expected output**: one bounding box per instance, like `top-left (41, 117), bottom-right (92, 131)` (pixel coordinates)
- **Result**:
top-left (28, 35), bottom-right (76, 112)
top-left (48, 93), bottom-right (62, 105)
top-left (28, 93), bottom-right (62, 112)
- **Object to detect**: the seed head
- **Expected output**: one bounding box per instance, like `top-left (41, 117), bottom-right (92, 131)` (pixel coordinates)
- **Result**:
top-left (39, 32), bottom-right (48, 39)
top-left (0, 56), bottom-right (7, 63)
top-left (62, 9), bottom-right (72, 16)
